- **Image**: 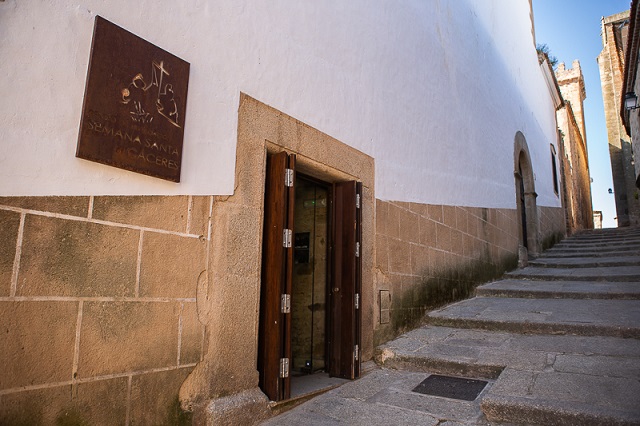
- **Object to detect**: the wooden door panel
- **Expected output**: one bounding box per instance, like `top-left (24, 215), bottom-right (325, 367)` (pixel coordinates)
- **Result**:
top-left (258, 151), bottom-right (295, 401)
top-left (282, 154), bottom-right (295, 399)
top-left (329, 181), bottom-right (362, 379)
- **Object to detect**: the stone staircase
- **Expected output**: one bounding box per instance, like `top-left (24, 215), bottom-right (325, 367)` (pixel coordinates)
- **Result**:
top-left (378, 227), bottom-right (640, 425)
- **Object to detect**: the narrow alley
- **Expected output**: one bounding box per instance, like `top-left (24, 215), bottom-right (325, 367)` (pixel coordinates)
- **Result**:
top-left (263, 227), bottom-right (640, 425)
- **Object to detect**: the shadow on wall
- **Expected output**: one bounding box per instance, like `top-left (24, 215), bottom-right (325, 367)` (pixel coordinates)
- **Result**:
top-left (375, 249), bottom-right (519, 347)
top-left (610, 140), bottom-right (640, 226)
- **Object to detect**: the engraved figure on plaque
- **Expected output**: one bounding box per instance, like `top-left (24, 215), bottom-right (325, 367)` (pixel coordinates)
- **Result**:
top-left (76, 16), bottom-right (190, 182)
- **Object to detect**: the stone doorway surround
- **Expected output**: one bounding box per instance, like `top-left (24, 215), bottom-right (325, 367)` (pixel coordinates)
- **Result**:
top-left (514, 131), bottom-right (540, 260)
top-left (179, 93), bottom-right (374, 424)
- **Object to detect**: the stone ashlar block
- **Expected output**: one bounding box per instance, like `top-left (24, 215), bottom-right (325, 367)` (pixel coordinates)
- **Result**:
top-left (209, 203), bottom-right (262, 279)
top-left (410, 244), bottom-right (429, 276)
top-left (419, 216), bottom-right (437, 247)
top-left (398, 208), bottom-right (420, 244)
top-left (2, 378), bottom-right (129, 426)
top-left (0, 196), bottom-right (90, 217)
top-left (456, 207), bottom-right (469, 235)
top-left (0, 209), bottom-right (20, 296)
top-left (17, 215), bottom-right (138, 297)
top-left (436, 223), bottom-right (452, 253)
top-left (388, 238), bottom-right (411, 275)
top-left (379, 289), bottom-right (391, 324)
top-left (129, 367), bottom-right (193, 425)
top-left (0, 385), bottom-right (72, 425)
top-left (451, 230), bottom-right (463, 256)
top-left (385, 203), bottom-right (402, 239)
top-left (442, 205), bottom-right (457, 229)
top-left (139, 232), bottom-right (206, 299)
top-left (180, 302), bottom-right (203, 365)
top-left (78, 301), bottom-right (179, 378)
top-left (375, 200), bottom-right (389, 237)
top-left (92, 196), bottom-right (189, 233)
top-left (189, 196), bottom-right (211, 237)
top-left (428, 204), bottom-right (444, 223)
top-left (0, 301), bottom-right (77, 390)
top-left (72, 377), bottom-right (129, 426)
top-left (0, 379), bottom-right (128, 426)
top-left (375, 235), bottom-right (390, 274)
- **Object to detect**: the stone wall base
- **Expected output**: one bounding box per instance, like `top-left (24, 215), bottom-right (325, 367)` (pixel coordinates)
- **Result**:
top-left (195, 388), bottom-right (271, 426)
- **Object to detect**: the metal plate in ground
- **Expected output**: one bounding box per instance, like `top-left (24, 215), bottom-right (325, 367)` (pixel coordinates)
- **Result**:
top-left (412, 374), bottom-right (488, 401)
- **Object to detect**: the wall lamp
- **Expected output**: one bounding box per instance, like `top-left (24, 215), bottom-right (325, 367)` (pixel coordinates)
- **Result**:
top-left (625, 92), bottom-right (640, 110)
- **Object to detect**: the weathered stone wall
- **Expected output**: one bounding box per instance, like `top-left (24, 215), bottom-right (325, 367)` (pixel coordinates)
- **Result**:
top-left (555, 61), bottom-right (594, 234)
top-left (374, 202), bottom-right (519, 345)
top-left (538, 206), bottom-right (567, 250)
top-left (599, 11), bottom-right (640, 226)
top-left (0, 196), bottom-right (208, 425)
top-left (373, 200), bottom-right (566, 345)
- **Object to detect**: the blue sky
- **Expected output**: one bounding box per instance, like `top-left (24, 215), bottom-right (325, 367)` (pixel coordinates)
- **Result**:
top-left (532, 0), bottom-right (631, 228)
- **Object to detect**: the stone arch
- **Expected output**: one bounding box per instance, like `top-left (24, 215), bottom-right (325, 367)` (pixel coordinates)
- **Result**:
top-left (514, 131), bottom-right (540, 259)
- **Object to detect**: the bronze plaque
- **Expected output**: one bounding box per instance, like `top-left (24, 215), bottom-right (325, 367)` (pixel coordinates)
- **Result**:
top-left (77, 16), bottom-right (190, 182)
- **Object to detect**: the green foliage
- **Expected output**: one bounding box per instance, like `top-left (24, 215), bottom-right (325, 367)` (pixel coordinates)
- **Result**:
top-left (536, 43), bottom-right (559, 68)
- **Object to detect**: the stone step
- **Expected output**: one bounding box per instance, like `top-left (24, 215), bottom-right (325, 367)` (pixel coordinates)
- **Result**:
top-left (550, 241), bottom-right (640, 252)
top-left (376, 327), bottom-right (640, 426)
top-left (567, 235), bottom-right (640, 244)
top-left (573, 227), bottom-right (640, 238)
top-left (482, 368), bottom-right (640, 425)
top-left (475, 279), bottom-right (640, 300)
top-left (567, 234), bottom-right (640, 243)
top-left (538, 249), bottom-right (640, 258)
top-left (545, 241), bottom-right (640, 252)
top-left (426, 297), bottom-right (640, 338)
top-left (505, 265), bottom-right (640, 282)
top-left (529, 255), bottom-right (640, 268)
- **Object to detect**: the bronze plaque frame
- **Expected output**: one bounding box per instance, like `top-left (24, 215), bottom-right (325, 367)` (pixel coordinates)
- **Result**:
top-left (77, 16), bottom-right (190, 182)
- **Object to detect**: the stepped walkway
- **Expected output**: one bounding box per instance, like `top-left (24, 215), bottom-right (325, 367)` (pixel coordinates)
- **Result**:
top-left (262, 228), bottom-right (640, 425)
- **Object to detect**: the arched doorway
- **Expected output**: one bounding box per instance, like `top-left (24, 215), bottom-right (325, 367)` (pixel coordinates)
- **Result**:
top-left (514, 132), bottom-right (539, 259)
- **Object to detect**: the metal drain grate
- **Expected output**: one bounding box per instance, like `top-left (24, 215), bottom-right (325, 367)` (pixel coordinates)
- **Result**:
top-left (412, 374), bottom-right (488, 401)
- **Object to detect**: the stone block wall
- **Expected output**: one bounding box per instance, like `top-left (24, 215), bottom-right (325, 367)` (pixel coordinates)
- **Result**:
top-left (538, 206), bottom-right (567, 250)
top-left (599, 11), bottom-right (640, 226)
top-left (0, 196), bottom-right (209, 425)
top-left (374, 201), bottom-right (522, 345)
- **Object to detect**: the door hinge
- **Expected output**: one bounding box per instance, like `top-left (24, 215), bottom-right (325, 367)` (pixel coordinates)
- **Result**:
top-left (355, 242), bottom-right (360, 258)
top-left (355, 293), bottom-right (360, 309)
top-left (280, 358), bottom-right (290, 378)
top-left (285, 169), bottom-right (294, 187)
top-left (356, 194), bottom-right (361, 209)
top-left (283, 229), bottom-right (292, 248)
top-left (281, 294), bottom-right (291, 313)
top-left (354, 345), bottom-right (359, 361)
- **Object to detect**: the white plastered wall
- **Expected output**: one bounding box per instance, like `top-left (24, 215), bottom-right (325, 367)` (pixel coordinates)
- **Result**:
top-left (0, 0), bottom-right (560, 208)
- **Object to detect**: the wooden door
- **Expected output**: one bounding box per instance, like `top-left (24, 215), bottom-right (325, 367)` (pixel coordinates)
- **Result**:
top-left (258, 151), bottom-right (295, 401)
top-left (328, 181), bottom-right (362, 379)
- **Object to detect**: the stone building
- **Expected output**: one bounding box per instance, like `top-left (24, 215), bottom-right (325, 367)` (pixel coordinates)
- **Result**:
top-left (621, 0), bottom-right (640, 191)
top-left (555, 61), bottom-right (595, 233)
top-left (0, 1), bottom-right (567, 424)
top-left (594, 210), bottom-right (604, 229)
top-left (598, 10), bottom-right (640, 226)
